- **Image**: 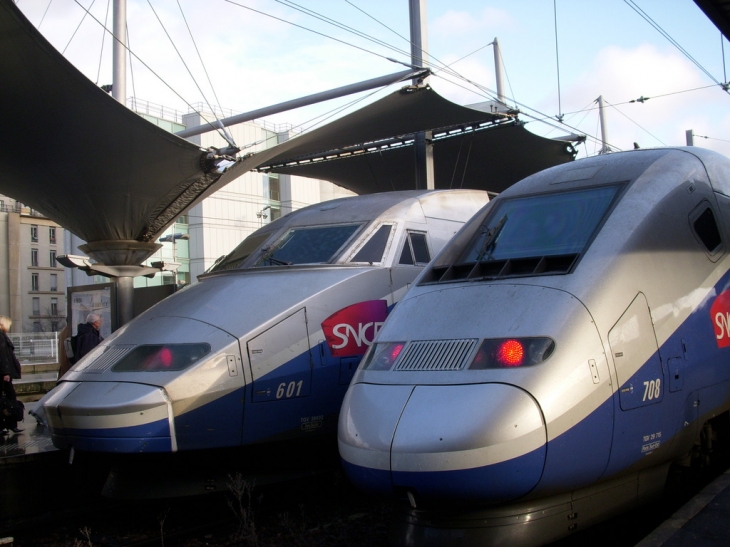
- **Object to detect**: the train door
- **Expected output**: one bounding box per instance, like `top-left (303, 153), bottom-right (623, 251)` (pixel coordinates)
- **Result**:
top-left (606, 292), bottom-right (667, 472)
top-left (243, 308), bottom-right (315, 442)
top-left (247, 308), bottom-right (313, 403)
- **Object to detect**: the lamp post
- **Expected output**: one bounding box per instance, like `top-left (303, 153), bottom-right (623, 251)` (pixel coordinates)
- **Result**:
top-left (256, 205), bottom-right (271, 227)
top-left (158, 233), bottom-right (190, 287)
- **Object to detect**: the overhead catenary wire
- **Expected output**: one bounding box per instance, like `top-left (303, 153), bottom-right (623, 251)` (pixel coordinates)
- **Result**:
top-left (175, 0), bottom-right (228, 132)
top-left (70, 0), bottom-right (237, 147)
top-left (624, 0), bottom-right (728, 93)
top-left (93, 0), bottom-right (111, 85)
top-left (553, 0), bottom-right (563, 121)
top-left (146, 0), bottom-right (236, 148)
top-left (63, 0), bottom-right (96, 54)
top-left (56, 1), bottom-right (724, 158)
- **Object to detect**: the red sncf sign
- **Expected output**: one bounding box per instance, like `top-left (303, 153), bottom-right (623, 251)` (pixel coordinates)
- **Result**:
top-left (322, 300), bottom-right (388, 357)
top-left (711, 289), bottom-right (730, 348)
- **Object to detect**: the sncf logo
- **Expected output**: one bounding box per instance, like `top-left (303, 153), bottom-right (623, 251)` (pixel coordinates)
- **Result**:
top-left (711, 289), bottom-right (730, 347)
top-left (322, 300), bottom-right (388, 357)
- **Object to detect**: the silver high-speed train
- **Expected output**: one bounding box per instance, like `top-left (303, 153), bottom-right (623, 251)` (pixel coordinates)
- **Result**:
top-left (339, 147), bottom-right (730, 546)
top-left (43, 189), bottom-right (488, 456)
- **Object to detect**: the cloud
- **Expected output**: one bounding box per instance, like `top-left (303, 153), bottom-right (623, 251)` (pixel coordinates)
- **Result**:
top-left (431, 7), bottom-right (515, 40)
top-left (529, 43), bottom-right (730, 157)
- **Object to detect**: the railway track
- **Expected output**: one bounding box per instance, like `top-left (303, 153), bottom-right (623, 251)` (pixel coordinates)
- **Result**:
top-left (3, 457), bottom-right (727, 547)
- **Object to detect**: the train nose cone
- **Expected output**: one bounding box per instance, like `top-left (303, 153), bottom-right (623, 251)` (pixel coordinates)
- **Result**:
top-left (340, 383), bottom-right (547, 504)
top-left (392, 383), bottom-right (546, 503)
top-left (44, 381), bottom-right (174, 453)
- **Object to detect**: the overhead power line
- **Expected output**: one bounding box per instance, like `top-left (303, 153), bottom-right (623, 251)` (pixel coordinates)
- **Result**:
top-left (624, 0), bottom-right (729, 93)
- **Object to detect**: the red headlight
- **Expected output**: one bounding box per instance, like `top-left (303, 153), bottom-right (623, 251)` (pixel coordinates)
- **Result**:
top-left (497, 339), bottom-right (524, 367)
top-left (361, 342), bottom-right (405, 371)
top-left (469, 337), bottom-right (554, 369)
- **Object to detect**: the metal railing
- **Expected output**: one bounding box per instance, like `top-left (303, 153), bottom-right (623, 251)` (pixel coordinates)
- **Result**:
top-left (8, 332), bottom-right (58, 365)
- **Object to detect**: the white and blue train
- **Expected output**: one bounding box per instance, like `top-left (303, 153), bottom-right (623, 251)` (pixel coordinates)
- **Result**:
top-left (42, 190), bottom-right (488, 456)
top-left (338, 147), bottom-right (730, 546)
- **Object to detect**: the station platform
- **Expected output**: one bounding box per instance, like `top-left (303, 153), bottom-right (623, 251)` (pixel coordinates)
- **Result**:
top-left (636, 468), bottom-right (730, 547)
top-left (0, 400), bottom-right (57, 461)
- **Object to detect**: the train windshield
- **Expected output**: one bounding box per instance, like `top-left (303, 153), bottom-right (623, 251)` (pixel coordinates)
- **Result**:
top-left (462, 185), bottom-right (621, 262)
top-left (255, 223), bottom-right (362, 266)
top-left (209, 231), bottom-right (273, 272)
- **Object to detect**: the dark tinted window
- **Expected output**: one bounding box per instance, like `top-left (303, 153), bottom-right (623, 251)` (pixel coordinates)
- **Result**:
top-left (112, 344), bottom-right (211, 372)
top-left (399, 232), bottom-right (430, 265)
top-left (462, 185), bottom-right (621, 262)
top-left (256, 224), bottom-right (361, 266)
top-left (351, 224), bottom-right (392, 263)
top-left (399, 240), bottom-right (414, 265)
top-left (694, 207), bottom-right (722, 253)
top-left (411, 233), bottom-right (430, 263)
top-left (210, 231), bottom-right (272, 272)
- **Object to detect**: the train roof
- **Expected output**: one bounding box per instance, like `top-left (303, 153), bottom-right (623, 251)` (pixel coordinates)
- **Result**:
top-left (500, 147), bottom-right (730, 198)
top-left (207, 189), bottom-right (488, 273)
top-left (273, 189), bottom-right (487, 224)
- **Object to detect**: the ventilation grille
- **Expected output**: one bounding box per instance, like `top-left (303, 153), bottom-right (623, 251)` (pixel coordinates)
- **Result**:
top-left (76, 345), bottom-right (135, 373)
top-left (421, 254), bottom-right (578, 285)
top-left (394, 339), bottom-right (478, 371)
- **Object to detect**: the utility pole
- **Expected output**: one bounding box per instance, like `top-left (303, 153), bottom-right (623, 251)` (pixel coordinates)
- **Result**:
top-left (597, 95), bottom-right (611, 154)
top-left (410, 0), bottom-right (434, 190)
top-left (112, 0), bottom-right (126, 105)
top-left (686, 129), bottom-right (694, 146)
top-left (493, 37), bottom-right (506, 104)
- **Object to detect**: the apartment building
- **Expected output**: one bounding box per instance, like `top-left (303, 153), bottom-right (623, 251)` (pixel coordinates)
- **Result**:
top-left (0, 198), bottom-right (66, 333)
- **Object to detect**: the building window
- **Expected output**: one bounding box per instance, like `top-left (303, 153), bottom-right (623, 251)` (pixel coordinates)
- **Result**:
top-left (51, 297), bottom-right (58, 316)
top-left (33, 322), bottom-right (41, 332)
top-left (49, 226), bottom-right (56, 244)
top-left (177, 215), bottom-right (188, 224)
top-left (31, 273), bottom-right (39, 291)
top-left (50, 250), bottom-right (56, 267)
top-left (51, 321), bottom-right (58, 332)
top-left (32, 297), bottom-right (40, 315)
top-left (31, 248), bottom-right (38, 267)
top-left (31, 225), bottom-right (38, 242)
top-left (50, 274), bottom-right (57, 292)
top-left (269, 175), bottom-right (280, 201)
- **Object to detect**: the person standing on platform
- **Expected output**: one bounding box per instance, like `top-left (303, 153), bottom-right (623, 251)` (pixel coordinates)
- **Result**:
top-left (75, 313), bottom-right (103, 361)
top-left (0, 315), bottom-right (23, 434)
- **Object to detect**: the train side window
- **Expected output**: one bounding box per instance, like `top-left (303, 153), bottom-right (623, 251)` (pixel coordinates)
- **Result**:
top-left (690, 204), bottom-right (723, 257)
top-left (350, 224), bottom-right (393, 263)
top-left (399, 232), bottom-right (430, 265)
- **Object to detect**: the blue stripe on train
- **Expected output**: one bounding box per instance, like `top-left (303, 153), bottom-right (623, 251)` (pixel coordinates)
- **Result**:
top-left (342, 444), bottom-right (547, 503)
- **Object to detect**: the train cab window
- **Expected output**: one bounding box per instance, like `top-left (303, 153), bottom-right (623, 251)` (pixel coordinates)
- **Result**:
top-left (421, 185), bottom-right (622, 284)
top-left (255, 223), bottom-right (362, 266)
top-left (350, 224), bottom-right (393, 264)
top-left (691, 206), bottom-right (722, 255)
top-left (399, 232), bottom-right (430, 265)
top-left (210, 231), bottom-right (272, 272)
top-left (462, 185), bottom-right (620, 262)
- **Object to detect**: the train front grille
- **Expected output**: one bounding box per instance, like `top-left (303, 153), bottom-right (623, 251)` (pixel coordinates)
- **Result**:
top-left (394, 339), bottom-right (478, 371)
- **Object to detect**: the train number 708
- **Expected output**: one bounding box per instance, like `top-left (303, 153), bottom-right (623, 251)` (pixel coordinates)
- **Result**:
top-left (642, 379), bottom-right (661, 401)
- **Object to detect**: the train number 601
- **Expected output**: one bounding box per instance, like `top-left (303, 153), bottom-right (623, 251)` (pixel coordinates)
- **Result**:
top-left (276, 380), bottom-right (303, 399)
top-left (642, 379), bottom-right (661, 401)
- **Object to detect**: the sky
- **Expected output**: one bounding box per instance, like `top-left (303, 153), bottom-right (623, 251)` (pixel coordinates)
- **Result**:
top-left (15, 0), bottom-right (730, 159)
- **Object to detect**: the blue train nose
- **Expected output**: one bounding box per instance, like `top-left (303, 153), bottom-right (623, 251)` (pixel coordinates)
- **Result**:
top-left (339, 383), bottom-right (547, 503)
top-left (44, 381), bottom-right (175, 453)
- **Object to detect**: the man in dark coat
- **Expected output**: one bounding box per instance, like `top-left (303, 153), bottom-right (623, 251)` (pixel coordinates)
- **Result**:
top-left (0, 315), bottom-right (23, 434)
top-left (76, 313), bottom-right (103, 361)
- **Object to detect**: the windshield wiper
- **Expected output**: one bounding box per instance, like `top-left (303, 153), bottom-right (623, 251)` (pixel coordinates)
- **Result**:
top-left (265, 256), bottom-right (292, 266)
top-left (475, 214), bottom-right (508, 262)
top-left (259, 246), bottom-right (292, 266)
